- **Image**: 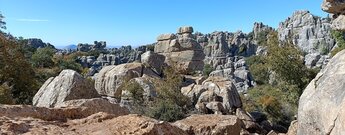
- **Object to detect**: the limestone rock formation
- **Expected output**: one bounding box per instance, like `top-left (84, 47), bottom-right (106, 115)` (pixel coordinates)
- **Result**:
top-left (94, 62), bottom-right (158, 97)
top-left (181, 76), bottom-right (242, 114)
top-left (26, 38), bottom-right (55, 49)
top-left (278, 10), bottom-right (335, 54)
top-left (298, 50), bottom-right (345, 135)
top-left (278, 10), bottom-right (337, 68)
top-left (322, 0), bottom-right (345, 31)
top-left (77, 41), bottom-right (106, 52)
top-left (77, 45), bottom-right (148, 76)
top-left (141, 51), bottom-right (165, 75)
top-left (198, 30), bottom-right (256, 92)
top-left (154, 26), bottom-right (205, 74)
top-left (173, 114), bottom-right (241, 135)
top-left (33, 70), bottom-right (100, 108)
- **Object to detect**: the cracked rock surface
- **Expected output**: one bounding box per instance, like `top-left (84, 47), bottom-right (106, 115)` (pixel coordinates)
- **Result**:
top-left (298, 50), bottom-right (345, 135)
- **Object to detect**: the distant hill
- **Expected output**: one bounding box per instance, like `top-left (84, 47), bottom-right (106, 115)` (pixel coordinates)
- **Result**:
top-left (62, 44), bottom-right (77, 50)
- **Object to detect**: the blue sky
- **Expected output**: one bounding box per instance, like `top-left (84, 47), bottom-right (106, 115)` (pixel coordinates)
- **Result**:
top-left (0, 0), bottom-right (326, 48)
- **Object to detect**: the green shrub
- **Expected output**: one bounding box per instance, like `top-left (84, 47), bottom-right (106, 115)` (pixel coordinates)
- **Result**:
top-left (149, 100), bottom-right (185, 122)
top-left (203, 64), bottom-right (214, 77)
top-left (0, 83), bottom-right (14, 104)
top-left (31, 47), bottom-right (55, 68)
top-left (246, 56), bottom-right (270, 85)
top-left (330, 30), bottom-right (345, 56)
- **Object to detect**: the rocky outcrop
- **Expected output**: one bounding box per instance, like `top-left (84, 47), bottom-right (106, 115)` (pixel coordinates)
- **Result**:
top-left (173, 114), bottom-right (241, 135)
top-left (26, 38), bottom-right (55, 49)
top-left (77, 41), bottom-right (106, 52)
top-left (77, 45), bottom-right (147, 76)
top-left (278, 10), bottom-right (335, 54)
top-left (197, 30), bottom-right (256, 92)
top-left (182, 76), bottom-right (242, 114)
top-left (322, 0), bottom-right (345, 31)
top-left (33, 70), bottom-right (100, 108)
top-left (298, 50), bottom-right (345, 135)
top-left (154, 26), bottom-right (205, 74)
top-left (141, 51), bottom-right (165, 75)
top-left (94, 62), bottom-right (158, 97)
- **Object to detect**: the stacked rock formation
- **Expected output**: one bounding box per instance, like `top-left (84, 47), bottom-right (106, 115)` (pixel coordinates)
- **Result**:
top-left (322, 0), bottom-right (345, 31)
top-left (154, 26), bottom-right (205, 74)
top-left (77, 41), bottom-right (106, 52)
top-left (196, 31), bottom-right (256, 93)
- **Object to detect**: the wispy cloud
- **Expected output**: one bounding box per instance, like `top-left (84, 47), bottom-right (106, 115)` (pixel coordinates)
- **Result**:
top-left (16, 19), bottom-right (49, 22)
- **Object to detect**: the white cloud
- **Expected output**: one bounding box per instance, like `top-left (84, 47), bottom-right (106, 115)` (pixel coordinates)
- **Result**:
top-left (16, 19), bottom-right (49, 22)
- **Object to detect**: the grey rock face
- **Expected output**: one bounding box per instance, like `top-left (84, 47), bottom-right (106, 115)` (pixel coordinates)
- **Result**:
top-left (26, 38), bottom-right (55, 49)
top-left (77, 41), bottom-right (106, 52)
top-left (33, 70), bottom-right (100, 108)
top-left (278, 10), bottom-right (336, 54)
top-left (322, 0), bottom-right (345, 31)
top-left (141, 51), bottom-right (165, 75)
top-left (278, 10), bottom-right (336, 68)
top-left (253, 22), bottom-right (274, 41)
top-left (197, 30), bottom-right (256, 92)
top-left (298, 50), bottom-right (345, 135)
top-left (77, 45), bottom-right (147, 76)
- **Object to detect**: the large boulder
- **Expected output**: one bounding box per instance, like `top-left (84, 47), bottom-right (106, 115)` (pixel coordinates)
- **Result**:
top-left (322, 0), bottom-right (345, 31)
top-left (141, 51), bottom-right (165, 75)
top-left (187, 76), bottom-right (242, 114)
top-left (173, 114), bottom-right (241, 135)
top-left (33, 70), bottom-right (100, 108)
top-left (94, 62), bottom-right (158, 97)
top-left (298, 50), bottom-right (345, 135)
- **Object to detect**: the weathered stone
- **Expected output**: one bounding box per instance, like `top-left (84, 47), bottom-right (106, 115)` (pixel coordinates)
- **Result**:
top-left (94, 63), bottom-right (144, 97)
top-left (332, 15), bottom-right (345, 31)
top-left (286, 120), bottom-right (297, 135)
top-left (55, 98), bottom-right (130, 116)
top-left (206, 101), bottom-right (226, 114)
top-left (322, 0), bottom-right (345, 15)
top-left (33, 70), bottom-right (100, 108)
top-left (298, 50), bottom-right (345, 135)
top-left (177, 26), bottom-right (194, 34)
top-left (173, 114), bottom-right (241, 135)
top-left (156, 33), bottom-right (176, 41)
top-left (278, 10), bottom-right (336, 54)
top-left (141, 51), bottom-right (165, 75)
top-left (196, 77), bottom-right (242, 114)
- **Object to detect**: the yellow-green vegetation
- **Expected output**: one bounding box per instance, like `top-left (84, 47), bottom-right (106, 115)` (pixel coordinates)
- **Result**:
top-left (149, 67), bottom-right (190, 122)
top-left (244, 31), bottom-right (318, 128)
top-left (330, 30), bottom-right (345, 56)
